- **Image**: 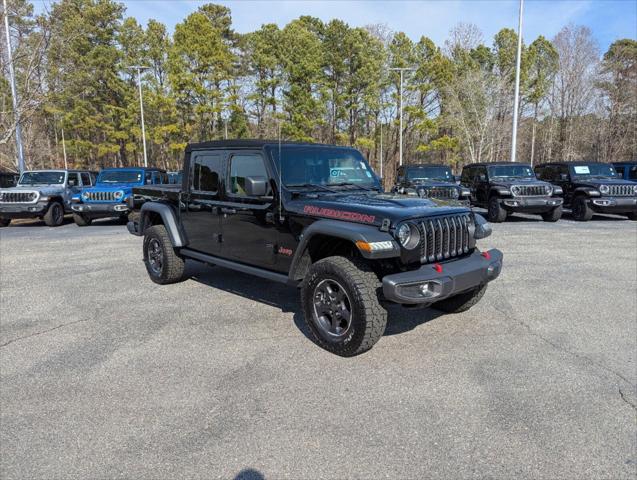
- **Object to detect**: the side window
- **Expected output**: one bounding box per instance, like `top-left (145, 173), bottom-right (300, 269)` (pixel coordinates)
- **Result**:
top-left (477, 167), bottom-right (487, 181)
top-left (160, 172), bottom-right (168, 184)
top-left (67, 172), bottom-right (80, 186)
top-left (461, 167), bottom-right (472, 184)
top-left (192, 153), bottom-right (222, 193)
top-left (629, 166), bottom-right (637, 180)
top-left (80, 172), bottom-right (91, 186)
top-left (228, 153), bottom-right (268, 196)
top-left (145, 171), bottom-right (153, 184)
top-left (614, 166), bottom-right (624, 178)
top-left (558, 165), bottom-right (569, 180)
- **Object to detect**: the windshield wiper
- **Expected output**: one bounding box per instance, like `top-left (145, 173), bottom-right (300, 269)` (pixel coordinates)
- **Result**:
top-left (329, 182), bottom-right (376, 191)
top-left (286, 183), bottom-right (339, 193)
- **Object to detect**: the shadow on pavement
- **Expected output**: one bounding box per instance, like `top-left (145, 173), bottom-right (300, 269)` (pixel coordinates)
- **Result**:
top-left (234, 468), bottom-right (265, 480)
top-left (189, 261), bottom-right (445, 342)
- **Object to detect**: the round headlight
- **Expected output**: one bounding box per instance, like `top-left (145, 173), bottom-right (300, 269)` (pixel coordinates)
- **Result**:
top-left (544, 185), bottom-right (553, 195)
top-left (633, 185), bottom-right (637, 195)
top-left (599, 184), bottom-right (609, 194)
top-left (81, 191), bottom-right (89, 200)
top-left (114, 190), bottom-right (124, 200)
top-left (396, 223), bottom-right (420, 250)
top-left (418, 188), bottom-right (429, 198)
top-left (510, 185), bottom-right (520, 196)
top-left (451, 188), bottom-right (460, 199)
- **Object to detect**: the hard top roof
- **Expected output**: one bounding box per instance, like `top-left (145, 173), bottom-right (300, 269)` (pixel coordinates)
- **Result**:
top-left (186, 139), bottom-right (350, 151)
top-left (465, 161), bottom-right (532, 167)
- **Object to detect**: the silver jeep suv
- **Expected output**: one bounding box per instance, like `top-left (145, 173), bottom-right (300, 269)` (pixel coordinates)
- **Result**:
top-left (0, 170), bottom-right (94, 227)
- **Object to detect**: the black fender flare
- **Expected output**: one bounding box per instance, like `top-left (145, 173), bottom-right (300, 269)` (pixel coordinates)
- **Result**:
top-left (139, 202), bottom-right (186, 247)
top-left (573, 186), bottom-right (600, 197)
top-left (288, 219), bottom-right (399, 282)
top-left (489, 186), bottom-right (511, 198)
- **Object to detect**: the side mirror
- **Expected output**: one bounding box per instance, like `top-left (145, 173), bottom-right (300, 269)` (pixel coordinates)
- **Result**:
top-left (559, 173), bottom-right (569, 181)
top-left (473, 214), bottom-right (492, 239)
top-left (244, 176), bottom-right (268, 197)
top-left (68, 179), bottom-right (77, 187)
top-left (478, 174), bottom-right (487, 182)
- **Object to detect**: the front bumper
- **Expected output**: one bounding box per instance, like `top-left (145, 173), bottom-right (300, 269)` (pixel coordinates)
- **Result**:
top-left (588, 197), bottom-right (637, 214)
top-left (382, 249), bottom-right (503, 305)
top-left (500, 197), bottom-right (562, 213)
top-left (71, 203), bottom-right (130, 217)
top-left (0, 202), bottom-right (49, 218)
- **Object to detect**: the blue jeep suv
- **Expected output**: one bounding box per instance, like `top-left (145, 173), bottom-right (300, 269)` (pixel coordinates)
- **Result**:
top-left (71, 167), bottom-right (168, 226)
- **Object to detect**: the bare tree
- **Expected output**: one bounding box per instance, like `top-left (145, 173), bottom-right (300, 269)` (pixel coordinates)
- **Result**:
top-left (548, 25), bottom-right (600, 160)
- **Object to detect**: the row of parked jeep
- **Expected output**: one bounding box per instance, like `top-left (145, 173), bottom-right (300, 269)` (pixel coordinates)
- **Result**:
top-left (0, 168), bottom-right (181, 227)
top-left (394, 160), bottom-right (637, 222)
top-left (0, 157), bottom-right (636, 228)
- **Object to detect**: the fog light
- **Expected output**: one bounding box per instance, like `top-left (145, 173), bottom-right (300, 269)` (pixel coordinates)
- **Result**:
top-left (397, 280), bottom-right (443, 300)
top-left (487, 261), bottom-right (502, 279)
top-left (28, 207), bottom-right (38, 212)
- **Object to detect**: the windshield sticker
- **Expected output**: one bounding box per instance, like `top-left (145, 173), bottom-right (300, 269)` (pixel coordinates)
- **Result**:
top-left (330, 168), bottom-right (349, 178)
top-left (304, 205), bottom-right (375, 224)
top-left (574, 166), bottom-right (590, 174)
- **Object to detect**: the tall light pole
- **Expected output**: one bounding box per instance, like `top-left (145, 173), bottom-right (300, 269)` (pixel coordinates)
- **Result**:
top-left (3, 0), bottom-right (25, 173)
top-left (389, 67), bottom-right (415, 166)
top-left (127, 65), bottom-right (150, 167)
top-left (379, 121), bottom-right (383, 179)
top-left (510, 0), bottom-right (524, 162)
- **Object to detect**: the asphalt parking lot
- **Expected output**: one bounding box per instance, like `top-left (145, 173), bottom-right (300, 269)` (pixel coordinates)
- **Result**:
top-left (1, 212), bottom-right (636, 479)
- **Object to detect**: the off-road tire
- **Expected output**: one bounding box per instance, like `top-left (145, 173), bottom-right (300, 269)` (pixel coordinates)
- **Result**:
top-left (73, 213), bottom-right (92, 226)
top-left (43, 201), bottom-right (64, 227)
top-left (143, 224), bottom-right (185, 284)
top-left (541, 205), bottom-right (562, 222)
top-left (433, 284), bottom-right (488, 313)
top-left (301, 256), bottom-right (387, 357)
top-left (571, 195), bottom-right (593, 221)
top-left (0, 218), bottom-right (10, 227)
top-left (625, 212), bottom-right (637, 221)
top-left (487, 196), bottom-right (507, 223)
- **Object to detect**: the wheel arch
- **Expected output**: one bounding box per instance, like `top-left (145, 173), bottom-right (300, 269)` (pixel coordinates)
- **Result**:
top-left (288, 219), bottom-right (398, 282)
top-left (139, 202), bottom-right (186, 247)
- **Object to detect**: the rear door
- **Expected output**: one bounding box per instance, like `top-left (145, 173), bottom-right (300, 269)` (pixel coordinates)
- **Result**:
top-left (475, 166), bottom-right (489, 205)
top-left (180, 151), bottom-right (224, 255)
top-left (219, 150), bottom-right (277, 267)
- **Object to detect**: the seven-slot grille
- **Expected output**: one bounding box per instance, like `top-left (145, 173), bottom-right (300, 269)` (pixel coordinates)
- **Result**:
top-left (0, 191), bottom-right (38, 203)
top-left (514, 185), bottom-right (546, 196)
top-left (85, 191), bottom-right (117, 202)
top-left (419, 213), bottom-right (472, 263)
top-left (420, 187), bottom-right (457, 199)
top-left (605, 185), bottom-right (635, 196)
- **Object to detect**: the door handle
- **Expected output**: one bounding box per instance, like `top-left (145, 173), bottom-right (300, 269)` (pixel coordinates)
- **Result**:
top-left (221, 207), bottom-right (237, 215)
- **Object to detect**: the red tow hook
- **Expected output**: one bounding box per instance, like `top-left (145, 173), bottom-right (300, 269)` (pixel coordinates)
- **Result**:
top-left (432, 263), bottom-right (443, 273)
top-left (481, 251), bottom-right (491, 260)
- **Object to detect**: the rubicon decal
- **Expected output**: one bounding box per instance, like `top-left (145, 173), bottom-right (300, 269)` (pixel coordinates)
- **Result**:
top-left (303, 205), bottom-right (375, 224)
top-left (277, 246), bottom-right (293, 256)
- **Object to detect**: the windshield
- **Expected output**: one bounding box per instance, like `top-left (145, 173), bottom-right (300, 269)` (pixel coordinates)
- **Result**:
top-left (488, 165), bottom-right (535, 179)
top-left (19, 171), bottom-right (65, 185)
top-left (98, 170), bottom-right (143, 184)
top-left (270, 146), bottom-right (380, 189)
top-left (570, 164), bottom-right (617, 179)
top-left (406, 166), bottom-right (453, 181)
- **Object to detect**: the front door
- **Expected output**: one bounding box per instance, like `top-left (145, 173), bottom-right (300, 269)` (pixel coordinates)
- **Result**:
top-left (181, 151), bottom-right (224, 255)
top-left (219, 151), bottom-right (277, 267)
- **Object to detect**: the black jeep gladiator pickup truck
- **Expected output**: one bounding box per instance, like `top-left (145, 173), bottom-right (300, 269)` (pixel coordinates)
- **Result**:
top-left (127, 140), bottom-right (503, 356)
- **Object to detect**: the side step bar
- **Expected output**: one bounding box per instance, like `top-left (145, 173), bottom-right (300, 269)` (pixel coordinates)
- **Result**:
top-left (180, 248), bottom-right (298, 286)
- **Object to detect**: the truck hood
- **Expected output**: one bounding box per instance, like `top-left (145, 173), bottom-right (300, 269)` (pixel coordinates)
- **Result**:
top-left (575, 178), bottom-right (637, 188)
top-left (288, 192), bottom-right (470, 227)
top-left (490, 178), bottom-right (551, 188)
top-left (86, 183), bottom-right (139, 192)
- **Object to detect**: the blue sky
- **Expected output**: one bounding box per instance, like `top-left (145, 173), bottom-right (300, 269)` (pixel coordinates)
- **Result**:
top-left (35, 0), bottom-right (637, 52)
